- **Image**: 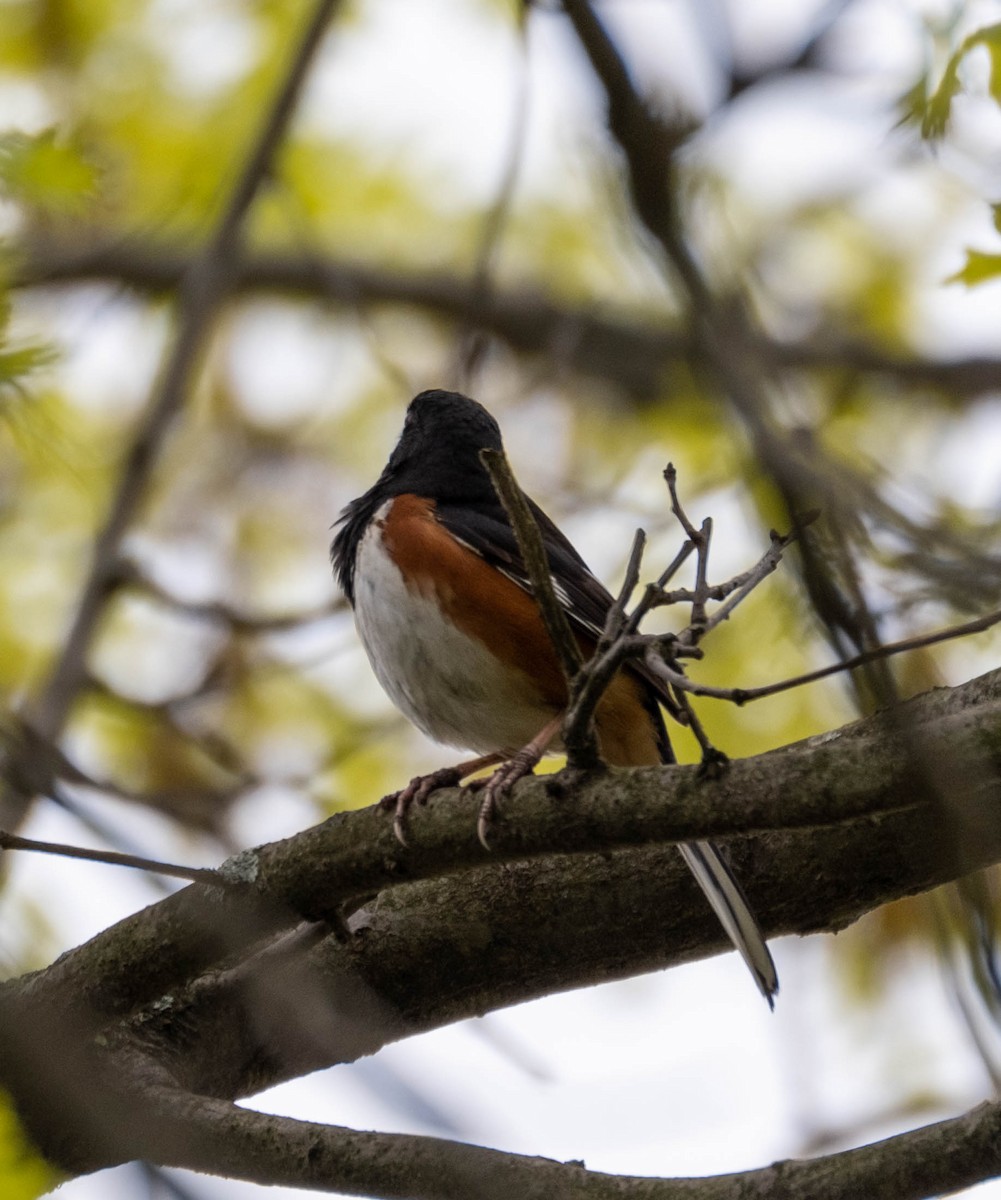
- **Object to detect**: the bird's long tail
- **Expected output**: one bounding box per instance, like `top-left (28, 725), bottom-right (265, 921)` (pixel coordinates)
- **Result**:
top-left (678, 840), bottom-right (778, 1007)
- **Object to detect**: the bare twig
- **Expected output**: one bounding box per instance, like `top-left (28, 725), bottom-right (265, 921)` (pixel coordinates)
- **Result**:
top-left (0, 830), bottom-right (231, 887)
top-left (479, 448), bottom-right (584, 684)
top-left (453, 9), bottom-right (532, 388)
top-left (624, 538), bottom-right (697, 634)
top-left (597, 527), bottom-right (646, 650)
top-left (563, 472), bottom-right (802, 754)
top-left (562, 633), bottom-right (650, 751)
top-left (559, 468), bottom-right (993, 760)
top-left (660, 471), bottom-right (716, 636)
top-left (695, 526), bottom-right (804, 637)
top-left (664, 463), bottom-right (701, 541)
top-left (683, 606), bottom-right (1001, 707)
top-left (481, 447), bottom-right (600, 770)
top-left (668, 684), bottom-right (726, 768)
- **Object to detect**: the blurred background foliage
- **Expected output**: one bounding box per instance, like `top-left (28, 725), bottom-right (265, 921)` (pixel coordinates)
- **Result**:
top-left (0, 0), bottom-right (1001, 1191)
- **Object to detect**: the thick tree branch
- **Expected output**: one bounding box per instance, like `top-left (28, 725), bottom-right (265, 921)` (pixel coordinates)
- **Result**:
top-left (9, 1017), bottom-right (1001, 1199)
top-left (7, 668), bottom-right (1001, 1047)
top-left (78, 1066), bottom-right (1001, 1199)
top-left (2, 670), bottom-right (1001, 1191)
top-left (145, 1089), bottom-right (1001, 1200)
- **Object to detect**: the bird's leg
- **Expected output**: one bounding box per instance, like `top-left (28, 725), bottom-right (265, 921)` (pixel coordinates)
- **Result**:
top-left (381, 752), bottom-right (504, 845)
top-left (473, 714), bottom-right (563, 850)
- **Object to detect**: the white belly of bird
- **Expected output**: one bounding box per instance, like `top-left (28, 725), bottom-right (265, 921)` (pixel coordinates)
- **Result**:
top-left (353, 516), bottom-right (554, 755)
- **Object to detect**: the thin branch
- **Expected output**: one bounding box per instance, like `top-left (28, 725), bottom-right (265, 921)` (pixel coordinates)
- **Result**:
top-left (0, 830), bottom-right (231, 887)
top-left (480, 446), bottom-right (602, 768)
top-left (562, 633), bottom-right (650, 750)
top-left (688, 606), bottom-right (1001, 706)
top-left (479, 449), bottom-right (584, 685)
top-left (624, 538), bottom-right (697, 634)
top-left (667, 683), bottom-right (723, 764)
top-left (453, 9), bottom-right (532, 389)
top-left (115, 560), bottom-right (345, 634)
top-left (689, 518), bottom-right (713, 629)
top-left (664, 463), bottom-right (701, 541)
top-left (597, 527), bottom-right (646, 650)
top-left (696, 527), bottom-right (802, 637)
top-left (563, 486), bottom-right (803, 751)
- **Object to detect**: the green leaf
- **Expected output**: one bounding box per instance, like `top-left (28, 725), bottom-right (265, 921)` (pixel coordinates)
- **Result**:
top-left (0, 1088), bottom-right (63, 1199)
top-left (901, 22), bottom-right (1001, 140)
top-left (946, 248), bottom-right (1001, 287)
top-left (0, 297), bottom-right (56, 415)
top-left (976, 23), bottom-right (1001, 104)
top-left (0, 129), bottom-right (97, 215)
top-left (922, 55), bottom-right (962, 139)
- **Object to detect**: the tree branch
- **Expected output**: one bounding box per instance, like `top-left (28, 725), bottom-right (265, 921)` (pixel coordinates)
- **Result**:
top-left (11, 1024), bottom-right (1001, 1199)
top-left (0, 829), bottom-right (233, 886)
top-left (14, 239), bottom-right (1001, 402)
top-left (479, 447), bottom-right (605, 772)
top-left (479, 448), bottom-right (583, 684)
top-left (2, 671), bottom-right (1001, 1192)
top-left (8, 667), bottom-right (1001, 1044)
top-left (121, 1086), bottom-right (1001, 1199)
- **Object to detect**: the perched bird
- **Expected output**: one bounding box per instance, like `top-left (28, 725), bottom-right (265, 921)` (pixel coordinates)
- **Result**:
top-left (332, 389), bottom-right (778, 1005)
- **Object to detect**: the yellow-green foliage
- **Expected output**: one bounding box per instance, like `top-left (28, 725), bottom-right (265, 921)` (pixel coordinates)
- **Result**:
top-left (0, 1089), bottom-right (63, 1200)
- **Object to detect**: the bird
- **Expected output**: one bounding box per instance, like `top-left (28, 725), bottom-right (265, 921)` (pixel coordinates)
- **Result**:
top-left (332, 388), bottom-right (778, 1005)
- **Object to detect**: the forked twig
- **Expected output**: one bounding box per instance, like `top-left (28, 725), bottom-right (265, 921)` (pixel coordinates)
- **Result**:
top-left (559, 467), bottom-right (999, 762)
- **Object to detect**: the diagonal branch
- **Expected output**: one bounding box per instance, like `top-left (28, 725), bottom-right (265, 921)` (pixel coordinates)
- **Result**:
top-left (660, 605), bottom-right (1001, 706)
top-left (2, 0), bottom-right (343, 832)
top-left (0, 829), bottom-right (232, 886)
top-left (480, 446), bottom-right (601, 770)
top-left (479, 448), bottom-right (583, 683)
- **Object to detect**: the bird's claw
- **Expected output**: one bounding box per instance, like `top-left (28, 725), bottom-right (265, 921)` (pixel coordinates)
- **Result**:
top-left (380, 765), bottom-right (464, 845)
top-left (381, 747), bottom-right (539, 849)
top-left (474, 750), bottom-right (539, 850)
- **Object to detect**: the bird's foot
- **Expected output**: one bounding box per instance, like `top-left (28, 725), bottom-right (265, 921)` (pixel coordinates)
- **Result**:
top-left (380, 766), bottom-right (465, 845)
top-left (472, 743), bottom-right (544, 851)
top-left (380, 753), bottom-right (503, 845)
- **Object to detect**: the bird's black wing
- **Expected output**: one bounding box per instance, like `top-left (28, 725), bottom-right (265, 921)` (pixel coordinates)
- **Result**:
top-left (435, 497), bottom-right (613, 640)
top-left (435, 495), bottom-right (676, 761)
